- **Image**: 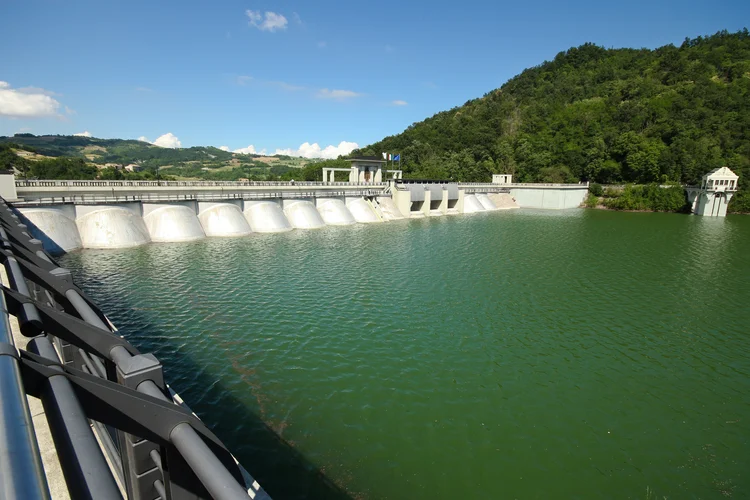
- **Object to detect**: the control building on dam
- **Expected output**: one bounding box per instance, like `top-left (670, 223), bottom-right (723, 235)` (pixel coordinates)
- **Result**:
top-left (0, 166), bottom-right (589, 254)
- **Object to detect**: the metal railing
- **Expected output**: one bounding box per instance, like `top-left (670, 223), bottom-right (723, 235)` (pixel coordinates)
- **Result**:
top-left (12, 189), bottom-right (388, 207)
top-left (459, 182), bottom-right (589, 188)
top-left (0, 197), bottom-right (270, 499)
top-left (16, 179), bottom-right (388, 188)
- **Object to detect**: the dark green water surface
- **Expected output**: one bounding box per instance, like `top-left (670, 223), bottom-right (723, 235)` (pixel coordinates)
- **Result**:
top-left (59, 209), bottom-right (750, 499)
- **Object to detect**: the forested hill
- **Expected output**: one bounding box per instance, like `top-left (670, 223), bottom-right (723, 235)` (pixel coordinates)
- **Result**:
top-left (0, 134), bottom-right (234, 166)
top-left (0, 134), bottom-right (314, 181)
top-left (354, 29), bottom-right (750, 186)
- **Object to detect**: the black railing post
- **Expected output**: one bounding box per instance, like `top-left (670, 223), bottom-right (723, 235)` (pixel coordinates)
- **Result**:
top-left (27, 336), bottom-right (122, 499)
top-left (115, 353), bottom-right (166, 500)
top-left (0, 292), bottom-right (50, 500)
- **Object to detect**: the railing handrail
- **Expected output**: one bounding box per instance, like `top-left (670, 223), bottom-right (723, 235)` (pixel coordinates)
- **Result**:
top-left (16, 179), bottom-right (388, 188)
top-left (11, 189), bottom-right (389, 207)
top-left (0, 198), bottom-right (269, 499)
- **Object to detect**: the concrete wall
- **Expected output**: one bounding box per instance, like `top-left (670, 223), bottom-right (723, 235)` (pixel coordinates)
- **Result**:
top-left (695, 192), bottom-right (733, 217)
top-left (509, 187), bottom-right (587, 209)
top-left (392, 189), bottom-right (413, 220)
top-left (375, 197), bottom-right (405, 220)
top-left (0, 173), bottom-right (18, 201)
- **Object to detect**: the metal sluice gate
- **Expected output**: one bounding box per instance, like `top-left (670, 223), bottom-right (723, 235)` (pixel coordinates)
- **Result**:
top-left (0, 196), bottom-right (270, 499)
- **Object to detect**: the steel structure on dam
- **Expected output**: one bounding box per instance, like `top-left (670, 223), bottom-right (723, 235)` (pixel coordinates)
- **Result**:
top-left (5, 178), bottom-right (589, 253)
top-left (0, 197), bottom-right (270, 499)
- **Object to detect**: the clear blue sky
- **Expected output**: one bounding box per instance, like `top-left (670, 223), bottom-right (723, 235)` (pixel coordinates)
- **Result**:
top-left (1, 0), bottom-right (747, 157)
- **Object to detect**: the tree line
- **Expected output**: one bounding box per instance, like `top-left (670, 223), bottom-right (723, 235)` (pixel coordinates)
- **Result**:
top-left (353, 29), bottom-right (750, 211)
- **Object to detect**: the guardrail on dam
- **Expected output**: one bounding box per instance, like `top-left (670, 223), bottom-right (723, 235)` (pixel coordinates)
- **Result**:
top-left (0, 197), bottom-right (270, 499)
top-left (3, 178), bottom-right (589, 253)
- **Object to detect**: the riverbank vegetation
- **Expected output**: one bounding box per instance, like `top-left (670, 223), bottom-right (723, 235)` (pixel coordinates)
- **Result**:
top-left (586, 184), bottom-right (690, 212)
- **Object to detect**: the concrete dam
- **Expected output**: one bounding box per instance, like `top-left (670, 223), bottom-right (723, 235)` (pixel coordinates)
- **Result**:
top-left (4, 177), bottom-right (589, 254)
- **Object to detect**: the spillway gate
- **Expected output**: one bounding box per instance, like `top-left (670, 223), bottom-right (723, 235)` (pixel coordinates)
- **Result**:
top-left (0, 196), bottom-right (269, 499)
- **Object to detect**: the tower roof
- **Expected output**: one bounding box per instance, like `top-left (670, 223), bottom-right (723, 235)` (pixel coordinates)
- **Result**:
top-left (703, 167), bottom-right (738, 180)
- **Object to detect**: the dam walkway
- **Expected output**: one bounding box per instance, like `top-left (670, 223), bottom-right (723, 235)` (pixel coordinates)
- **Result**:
top-left (0, 196), bottom-right (270, 499)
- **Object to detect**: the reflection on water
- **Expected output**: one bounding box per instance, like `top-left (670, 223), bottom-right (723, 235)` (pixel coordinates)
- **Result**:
top-left (61, 210), bottom-right (750, 499)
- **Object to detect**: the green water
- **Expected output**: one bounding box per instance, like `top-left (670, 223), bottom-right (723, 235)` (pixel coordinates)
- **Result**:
top-left (59, 209), bottom-right (750, 499)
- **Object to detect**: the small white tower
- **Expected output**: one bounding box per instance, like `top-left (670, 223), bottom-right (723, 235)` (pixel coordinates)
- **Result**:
top-left (686, 167), bottom-right (739, 217)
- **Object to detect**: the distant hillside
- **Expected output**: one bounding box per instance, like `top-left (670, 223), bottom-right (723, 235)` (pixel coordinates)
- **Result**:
top-left (355, 29), bottom-right (750, 191)
top-left (0, 134), bottom-right (315, 181)
top-left (2, 134), bottom-right (233, 166)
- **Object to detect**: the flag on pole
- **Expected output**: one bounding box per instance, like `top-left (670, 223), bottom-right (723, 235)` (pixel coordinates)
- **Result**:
top-left (388, 153), bottom-right (392, 161)
top-left (382, 152), bottom-right (387, 159)
top-left (393, 154), bottom-right (400, 162)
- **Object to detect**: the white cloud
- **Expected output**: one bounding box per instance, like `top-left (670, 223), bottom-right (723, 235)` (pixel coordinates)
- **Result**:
top-left (236, 75), bottom-right (253, 85)
top-left (135, 86), bottom-right (153, 92)
top-left (0, 81), bottom-right (62, 118)
top-left (139, 133), bottom-right (182, 148)
top-left (392, 100), bottom-right (408, 106)
top-left (316, 88), bottom-right (361, 100)
top-left (219, 145), bottom-right (230, 151)
top-left (246, 10), bottom-right (288, 32)
top-left (152, 132), bottom-right (182, 148)
top-left (292, 12), bottom-right (302, 25)
top-left (233, 144), bottom-right (266, 155)
top-left (74, 131), bottom-right (92, 137)
top-left (275, 141), bottom-right (359, 159)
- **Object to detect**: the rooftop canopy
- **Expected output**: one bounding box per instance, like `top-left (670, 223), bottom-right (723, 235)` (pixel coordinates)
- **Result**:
top-left (703, 166), bottom-right (738, 180)
top-left (346, 156), bottom-right (386, 163)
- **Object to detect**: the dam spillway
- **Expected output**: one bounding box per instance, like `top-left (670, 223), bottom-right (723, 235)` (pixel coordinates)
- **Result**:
top-left (8, 179), bottom-right (589, 253)
top-left (283, 199), bottom-right (326, 229)
top-left (475, 193), bottom-right (499, 211)
top-left (77, 206), bottom-right (151, 249)
top-left (316, 197), bottom-right (356, 225)
top-left (143, 204), bottom-right (206, 242)
top-left (198, 202), bottom-right (253, 237)
top-left (243, 200), bottom-right (293, 233)
top-left (463, 194), bottom-right (487, 213)
top-left (20, 206), bottom-right (83, 252)
top-left (346, 197), bottom-right (382, 223)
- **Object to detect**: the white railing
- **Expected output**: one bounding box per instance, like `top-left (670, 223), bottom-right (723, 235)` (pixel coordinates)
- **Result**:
top-left (16, 179), bottom-right (388, 188)
top-left (12, 189), bottom-right (388, 206)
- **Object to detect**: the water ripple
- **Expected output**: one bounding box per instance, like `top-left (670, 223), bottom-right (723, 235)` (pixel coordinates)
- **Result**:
top-left (61, 211), bottom-right (750, 499)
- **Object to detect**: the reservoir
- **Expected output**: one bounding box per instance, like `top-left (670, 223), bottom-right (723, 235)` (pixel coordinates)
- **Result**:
top-left (59, 209), bottom-right (749, 499)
